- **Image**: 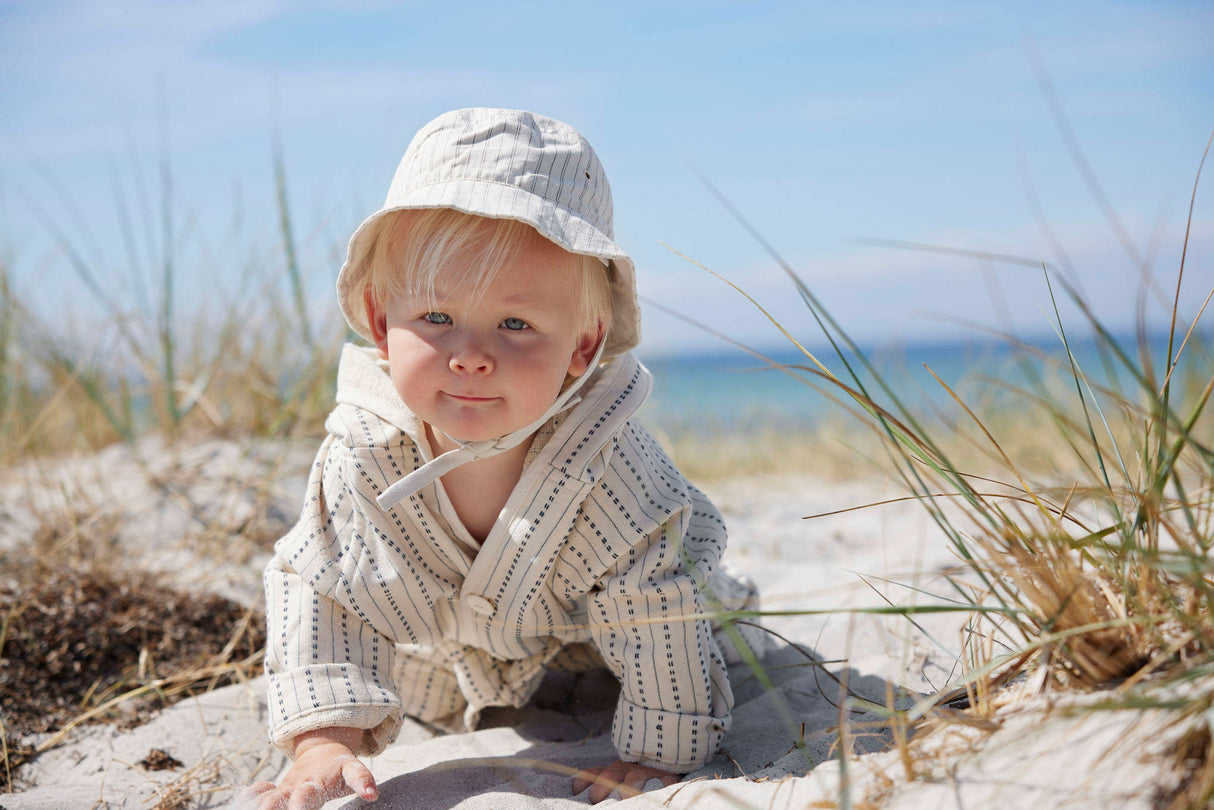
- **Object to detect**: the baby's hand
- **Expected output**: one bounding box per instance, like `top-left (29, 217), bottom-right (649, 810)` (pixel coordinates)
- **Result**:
top-left (237, 728), bottom-right (378, 810)
top-left (571, 759), bottom-right (680, 804)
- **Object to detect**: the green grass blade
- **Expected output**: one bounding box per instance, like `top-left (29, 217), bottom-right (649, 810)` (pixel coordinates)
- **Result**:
top-left (273, 133), bottom-right (313, 351)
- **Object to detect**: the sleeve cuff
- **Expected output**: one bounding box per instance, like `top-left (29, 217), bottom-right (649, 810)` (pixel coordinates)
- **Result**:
top-left (611, 696), bottom-right (731, 773)
top-left (267, 664), bottom-right (403, 757)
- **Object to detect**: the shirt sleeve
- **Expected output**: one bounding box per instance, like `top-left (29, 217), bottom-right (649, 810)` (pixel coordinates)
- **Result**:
top-left (262, 436), bottom-right (404, 757)
top-left (264, 559), bottom-right (403, 756)
top-left (586, 506), bottom-right (734, 773)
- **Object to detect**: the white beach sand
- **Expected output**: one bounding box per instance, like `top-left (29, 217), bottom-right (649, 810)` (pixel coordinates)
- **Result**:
top-left (1, 438), bottom-right (1203, 809)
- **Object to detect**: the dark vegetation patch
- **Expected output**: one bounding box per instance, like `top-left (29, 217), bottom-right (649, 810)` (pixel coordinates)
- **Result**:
top-left (139, 747), bottom-right (186, 771)
top-left (0, 566), bottom-right (264, 790)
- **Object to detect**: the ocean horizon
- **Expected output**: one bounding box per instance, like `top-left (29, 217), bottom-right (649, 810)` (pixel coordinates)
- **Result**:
top-left (635, 328), bottom-right (1206, 434)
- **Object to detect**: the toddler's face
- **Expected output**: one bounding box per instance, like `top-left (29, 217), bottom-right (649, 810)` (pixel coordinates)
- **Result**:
top-left (368, 232), bottom-right (600, 446)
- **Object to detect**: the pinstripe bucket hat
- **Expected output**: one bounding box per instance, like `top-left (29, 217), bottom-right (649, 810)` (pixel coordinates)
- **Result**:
top-left (336, 107), bottom-right (640, 358)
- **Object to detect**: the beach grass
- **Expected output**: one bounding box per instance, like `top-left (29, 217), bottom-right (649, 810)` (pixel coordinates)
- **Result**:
top-left (0, 144), bottom-right (338, 791)
top-left (0, 130), bottom-right (348, 465)
top-left (690, 131), bottom-right (1214, 808)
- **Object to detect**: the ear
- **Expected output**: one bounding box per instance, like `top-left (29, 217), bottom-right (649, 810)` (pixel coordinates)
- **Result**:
top-left (567, 321), bottom-right (605, 377)
top-left (364, 286), bottom-right (390, 359)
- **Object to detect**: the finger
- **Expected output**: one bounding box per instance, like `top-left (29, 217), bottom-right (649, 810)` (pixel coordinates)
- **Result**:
top-left (287, 783), bottom-right (323, 810)
top-left (571, 767), bottom-right (602, 795)
top-left (588, 770), bottom-right (622, 805)
top-left (619, 770), bottom-right (651, 798)
top-left (341, 758), bottom-right (379, 802)
top-left (244, 782), bottom-right (277, 794)
top-left (253, 788), bottom-right (288, 810)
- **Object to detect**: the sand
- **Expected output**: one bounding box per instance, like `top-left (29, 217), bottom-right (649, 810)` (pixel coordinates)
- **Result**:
top-left (1, 438), bottom-right (1204, 808)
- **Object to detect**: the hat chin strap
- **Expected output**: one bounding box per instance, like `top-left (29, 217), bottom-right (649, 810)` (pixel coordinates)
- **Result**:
top-left (376, 338), bottom-right (607, 510)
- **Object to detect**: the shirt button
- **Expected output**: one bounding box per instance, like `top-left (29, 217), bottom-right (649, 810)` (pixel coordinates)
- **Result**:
top-left (465, 594), bottom-right (496, 616)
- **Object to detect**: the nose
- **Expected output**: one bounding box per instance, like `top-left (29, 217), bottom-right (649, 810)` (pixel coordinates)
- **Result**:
top-left (449, 337), bottom-right (494, 375)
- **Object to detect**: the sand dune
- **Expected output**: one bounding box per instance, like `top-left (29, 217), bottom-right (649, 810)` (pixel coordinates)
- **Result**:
top-left (2, 439), bottom-right (1201, 808)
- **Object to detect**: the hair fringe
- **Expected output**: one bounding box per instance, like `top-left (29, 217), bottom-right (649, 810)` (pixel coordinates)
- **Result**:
top-left (363, 209), bottom-right (614, 337)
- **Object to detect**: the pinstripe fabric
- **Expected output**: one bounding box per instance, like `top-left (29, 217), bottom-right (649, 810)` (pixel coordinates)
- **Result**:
top-left (264, 345), bottom-right (755, 772)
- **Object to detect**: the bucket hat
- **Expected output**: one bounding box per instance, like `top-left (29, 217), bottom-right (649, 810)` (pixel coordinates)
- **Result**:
top-left (336, 107), bottom-right (640, 358)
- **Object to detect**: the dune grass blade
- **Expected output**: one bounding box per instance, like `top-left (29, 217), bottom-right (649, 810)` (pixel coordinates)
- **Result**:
top-left (273, 133), bottom-right (313, 351)
top-left (156, 87), bottom-right (181, 429)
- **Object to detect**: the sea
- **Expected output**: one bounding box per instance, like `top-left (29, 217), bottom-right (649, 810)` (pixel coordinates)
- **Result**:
top-left (633, 330), bottom-right (1206, 436)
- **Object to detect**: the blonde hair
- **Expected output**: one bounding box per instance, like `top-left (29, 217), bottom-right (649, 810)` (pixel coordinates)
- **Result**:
top-left (363, 208), bottom-right (614, 337)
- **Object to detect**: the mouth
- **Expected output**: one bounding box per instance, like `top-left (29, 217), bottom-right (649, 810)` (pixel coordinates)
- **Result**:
top-left (444, 392), bottom-right (498, 403)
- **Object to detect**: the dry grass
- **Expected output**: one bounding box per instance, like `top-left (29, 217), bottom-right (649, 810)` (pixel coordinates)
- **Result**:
top-left (0, 443), bottom-right (289, 794)
top-left (1161, 721), bottom-right (1214, 810)
top-left (0, 428), bottom-right (315, 795)
top-left (656, 419), bottom-right (880, 482)
top-left (0, 285), bottom-right (342, 464)
top-left (0, 558), bottom-right (265, 790)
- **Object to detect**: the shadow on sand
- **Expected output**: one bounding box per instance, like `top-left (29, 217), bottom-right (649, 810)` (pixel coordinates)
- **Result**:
top-left (355, 641), bottom-right (906, 809)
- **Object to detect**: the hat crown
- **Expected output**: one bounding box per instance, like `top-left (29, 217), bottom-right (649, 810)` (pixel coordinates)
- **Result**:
top-left (389, 108), bottom-right (615, 239)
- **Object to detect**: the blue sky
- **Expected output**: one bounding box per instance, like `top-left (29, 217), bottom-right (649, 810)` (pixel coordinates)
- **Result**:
top-left (2, 1), bottom-right (1211, 355)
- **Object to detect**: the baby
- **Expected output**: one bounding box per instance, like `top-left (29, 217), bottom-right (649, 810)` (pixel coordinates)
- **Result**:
top-left (244, 108), bottom-right (762, 809)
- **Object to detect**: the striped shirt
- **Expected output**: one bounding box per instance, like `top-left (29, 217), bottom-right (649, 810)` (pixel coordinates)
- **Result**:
top-left (264, 345), bottom-right (749, 772)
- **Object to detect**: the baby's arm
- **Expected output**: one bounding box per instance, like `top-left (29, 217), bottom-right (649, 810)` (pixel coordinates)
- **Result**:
top-left (239, 727), bottom-right (378, 810)
top-left (571, 759), bottom-right (680, 804)
top-left (579, 481), bottom-right (734, 781)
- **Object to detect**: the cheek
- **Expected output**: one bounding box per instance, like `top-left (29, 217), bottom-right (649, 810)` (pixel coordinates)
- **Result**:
top-left (385, 334), bottom-right (440, 390)
top-left (385, 327), bottom-right (439, 360)
top-left (519, 346), bottom-right (579, 398)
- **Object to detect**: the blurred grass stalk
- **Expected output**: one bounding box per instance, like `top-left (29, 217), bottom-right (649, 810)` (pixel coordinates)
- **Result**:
top-left (0, 132), bottom-right (342, 464)
top-left (699, 131), bottom-right (1213, 803)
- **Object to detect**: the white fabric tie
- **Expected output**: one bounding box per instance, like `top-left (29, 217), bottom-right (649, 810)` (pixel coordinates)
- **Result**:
top-left (376, 339), bottom-right (606, 510)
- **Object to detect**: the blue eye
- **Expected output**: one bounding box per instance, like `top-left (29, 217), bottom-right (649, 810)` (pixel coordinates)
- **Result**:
top-left (501, 317), bottom-right (528, 331)
top-left (423, 312), bottom-right (452, 325)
